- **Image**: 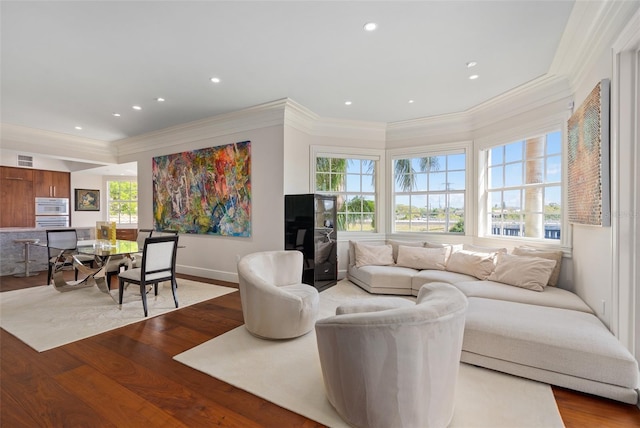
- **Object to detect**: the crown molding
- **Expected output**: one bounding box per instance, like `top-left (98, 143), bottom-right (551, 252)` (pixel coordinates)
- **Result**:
top-left (113, 99), bottom-right (288, 157)
top-left (0, 123), bottom-right (115, 164)
top-left (550, 0), bottom-right (640, 90)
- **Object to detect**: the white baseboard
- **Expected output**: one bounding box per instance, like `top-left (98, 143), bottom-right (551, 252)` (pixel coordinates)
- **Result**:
top-left (177, 264), bottom-right (238, 284)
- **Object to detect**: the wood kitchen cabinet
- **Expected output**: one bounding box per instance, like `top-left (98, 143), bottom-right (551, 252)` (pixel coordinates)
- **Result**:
top-left (34, 170), bottom-right (70, 198)
top-left (0, 166), bottom-right (35, 227)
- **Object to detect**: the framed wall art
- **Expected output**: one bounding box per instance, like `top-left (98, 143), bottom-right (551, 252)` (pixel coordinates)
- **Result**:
top-left (567, 79), bottom-right (610, 227)
top-left (152, 140), bottom-right (251, 236)
top-left (75, 189), bottom-right (100, 211)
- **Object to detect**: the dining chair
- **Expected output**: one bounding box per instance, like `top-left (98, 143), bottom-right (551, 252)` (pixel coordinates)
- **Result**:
top-left (46, 229), bottom-right (95, 284)
top-left (117, 235), bottom-right (179, 317)
top-left (130, 228), bottom-right (153, 268)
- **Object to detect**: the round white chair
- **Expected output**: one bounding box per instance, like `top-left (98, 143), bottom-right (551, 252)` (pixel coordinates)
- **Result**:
top-left (237, 250), bottom-right (319, 339)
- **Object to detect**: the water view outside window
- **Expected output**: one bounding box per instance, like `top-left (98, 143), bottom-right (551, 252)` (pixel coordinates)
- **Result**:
top-left (316, 157), bottom-right (376, 232)
top-left (487, 131), bottom-right (561, 240)
top-left (108, 180), bottom-right (138, 224)
top-left (393, 152), bottom-right (466, 233)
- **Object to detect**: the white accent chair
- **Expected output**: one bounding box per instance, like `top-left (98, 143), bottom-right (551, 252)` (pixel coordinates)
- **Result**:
top-left (315, 282), bottom-right (468, 428)
top-left (237, 250), bottom-right (319, 339)
top-left (118, 235), bottom-right (179, 317)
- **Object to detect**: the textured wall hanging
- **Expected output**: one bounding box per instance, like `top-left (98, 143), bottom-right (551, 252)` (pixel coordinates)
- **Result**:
top-left (567, 79), bottom-right (610, 226)
top-left (152, 140), bottom-right (251, 236)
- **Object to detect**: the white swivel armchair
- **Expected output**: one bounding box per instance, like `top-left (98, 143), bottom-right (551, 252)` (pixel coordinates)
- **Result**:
top-left (315, 282), bottom-right (468, 428)
top-left (237, 250), bottom-right (319, 339)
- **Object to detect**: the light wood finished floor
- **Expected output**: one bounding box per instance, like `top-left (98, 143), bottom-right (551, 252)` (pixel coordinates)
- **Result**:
top-left (1, 271), bottom-right (638, 427)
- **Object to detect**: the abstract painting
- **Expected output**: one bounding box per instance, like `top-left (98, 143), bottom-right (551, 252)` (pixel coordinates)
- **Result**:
top-left (567, 79), bottom-right (610, 226)
top-left (152, 141), bottom-right (251, 236)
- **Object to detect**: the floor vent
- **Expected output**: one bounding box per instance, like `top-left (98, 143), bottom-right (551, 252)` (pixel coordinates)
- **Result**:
top-left (17, 154), bottom-right (33, 167)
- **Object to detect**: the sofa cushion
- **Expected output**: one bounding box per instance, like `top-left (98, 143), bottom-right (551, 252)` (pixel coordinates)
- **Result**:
top-left (396, 245), bottom-right (448, 270)
top-left (387, 239), bottom-right (425, 263)
top-left (348, 264), bottom-right (417, 294)
top-left (445, 250), bottom-right (496, 279)
top-left (463, 244), bottom-right (508, 254)
top-left (512, 246), bottom-right (563, 286)
top-left (463, 297), bottom-right (638, 389)
top-left (453, 280), bottom-right (593, 313)
top-left (487, 253), bottom-right (557, 292)
top-left (354, 242), bottom-right (394, 268)
top-left (411, 270), bottom-right (478, 294)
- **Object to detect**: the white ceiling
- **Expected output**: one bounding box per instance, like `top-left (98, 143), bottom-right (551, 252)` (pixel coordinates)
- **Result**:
top-left (1, 1), bottom-right (575, 144)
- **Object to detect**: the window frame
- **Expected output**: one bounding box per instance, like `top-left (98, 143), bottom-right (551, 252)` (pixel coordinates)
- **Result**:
top-left (475, 115), bottom-right (571, 251)
top-left (311, 146), bottom-right (385, 238)
top-left (106, 178), bottom-right (139, 225)
top-left (387, 141), bottom-right (472, 237)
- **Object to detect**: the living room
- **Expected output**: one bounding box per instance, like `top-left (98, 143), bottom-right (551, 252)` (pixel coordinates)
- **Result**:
top-left (1, 1), bottom-right (639, 426)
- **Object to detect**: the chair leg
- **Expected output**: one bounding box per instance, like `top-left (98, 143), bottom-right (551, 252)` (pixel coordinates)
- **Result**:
top-left (154, 283), bottom-right (158, 296)
top-left (171, 278), bottom-right (179, 308)
top-left (140, 283), bottom-right (148, 317)
top-left (119, 279), bottom-right (125, 305)
top-left (48, 264), bottom-right (53, 285)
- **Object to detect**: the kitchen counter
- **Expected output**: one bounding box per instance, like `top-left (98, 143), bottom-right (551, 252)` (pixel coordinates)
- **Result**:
top-left (0, 227), bottom-right (93, 276)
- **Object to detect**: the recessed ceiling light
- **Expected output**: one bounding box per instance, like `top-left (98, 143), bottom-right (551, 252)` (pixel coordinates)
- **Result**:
top-left (469, 74), bottom-right (479, 80)
top-left (210, 77), bottom-right (221, 83)
top-left (466, 61), bottom-right (478, 68)
top-left (132, 105), bottom-right (142, 110)
top-left (155, 97), bottom-right (165, 102)
top-left (408, 100), bottom-right (415, 104)
top-left (74, 126), bottom-right (82, 130)
top-left (363, 22), bottom-right (377, 31)
top-left (345, 101), bottom-right (352, 106)
top-left (112, 113), bottom-right (121, 117)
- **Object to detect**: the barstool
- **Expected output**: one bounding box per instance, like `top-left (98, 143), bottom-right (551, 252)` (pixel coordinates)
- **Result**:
top-left (13, 238), bottom-right (40, 277)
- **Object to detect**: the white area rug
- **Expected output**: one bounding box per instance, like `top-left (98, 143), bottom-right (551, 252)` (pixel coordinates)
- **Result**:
top-left (0, 279), bottom-right (236, 352)
top-left (175, 280), bottom-right (564, 427)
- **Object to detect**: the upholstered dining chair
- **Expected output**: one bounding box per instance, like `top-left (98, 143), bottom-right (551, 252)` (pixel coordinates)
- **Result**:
top-left (130, 228), bottom-right (153, 268)
top-left (117, 235), bottom-right (179, 317)
top-left (237, 250), bottom-right (319, 339)
top-left (315, 282), bottom-right (468, 428)
top-left (46, 229), bottom-right (95, 284)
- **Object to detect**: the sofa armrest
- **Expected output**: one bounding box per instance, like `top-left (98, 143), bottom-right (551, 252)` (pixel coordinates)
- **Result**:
top-left (336, 297), bottom-right (414, 315)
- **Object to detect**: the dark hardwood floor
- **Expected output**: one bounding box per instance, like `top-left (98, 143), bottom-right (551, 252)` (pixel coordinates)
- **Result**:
top-left (1, 271), bottom-right (639, 427)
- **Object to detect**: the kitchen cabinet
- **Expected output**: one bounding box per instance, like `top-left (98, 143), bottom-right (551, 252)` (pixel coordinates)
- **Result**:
top-left (35, 170), bottom-right (70, 198)
top-left (0, 166), bottom-right (35, 227)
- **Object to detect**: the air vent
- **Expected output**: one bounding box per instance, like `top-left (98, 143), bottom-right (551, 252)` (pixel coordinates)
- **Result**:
top-left (17, 154), bottom-right (33, 167)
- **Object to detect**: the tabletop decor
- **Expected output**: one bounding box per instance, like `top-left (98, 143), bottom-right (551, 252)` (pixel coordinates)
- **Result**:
top-left (152, 140), bottom-right (251, 236)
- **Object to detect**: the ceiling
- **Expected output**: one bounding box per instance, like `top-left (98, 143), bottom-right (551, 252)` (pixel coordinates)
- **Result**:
top-left (0, 1), bottom-right (575, 144)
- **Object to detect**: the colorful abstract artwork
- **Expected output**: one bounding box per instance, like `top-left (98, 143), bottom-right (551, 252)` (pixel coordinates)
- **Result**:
top-left (152, 141), bottom-right (251, 236)
top-left (567, 79), bottom-right (610, 226)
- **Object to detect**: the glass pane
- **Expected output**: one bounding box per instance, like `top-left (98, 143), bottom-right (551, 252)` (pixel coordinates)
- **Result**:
top-left (503, 189), bottom-right (521, 211)
top-left (447, 171), bottom-right (465, 190)
top-left (545, 186), bottom-right (561, 207)
top-left (346, 174), bottom-right (361, 192)
top-left (336, 213), bottom-right (346, 231)
top-left (546, 155), bottom-right (561, 182)
top-left (331, 172), bottom-right (345, 190)
top-left (414, 173), bottom-right (427, 191)
top-left (525, 159), bottom-right (544, 184)
top-left (490, 146), bottom-right (503, 166)
top-left (410, 195), bottom-right (427, 219)
top-left (449, 193), bottom-right (465, 210)
top-left (490, 191), bottom-right (503, 214)
top-left (505, 163), bottom-right (522, 186)
top-left (395, 174), bottom-right (413, 192)
top-left (489, 165), bottom-right (503, 189)
top-left (316, 173), bottom-right (329, 191)
top-left (362, 174), bottom-right (375, 192)
top-left (330, 158), bottom-right (346, 172)
top-left (345, 195), bottom-right (362, 213)
top-left (362, 213), bottom-right (375, 231)
top-left (544, 214), bottom-right (561, 240)
top-left (505, 141), bottom-right (523, 162)
top-left (346, 159), bottom-right (361, 173)
top-left (430, 156), bottom-right (445, 172)
top-left (546, 131), bottom-right (562, 155)
top-left (448, 153), bottom-right (465, 170)
top-left (428, 172), bottom-right (446, 191)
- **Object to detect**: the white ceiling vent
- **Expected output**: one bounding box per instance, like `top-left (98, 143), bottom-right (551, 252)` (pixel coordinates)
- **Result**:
top-left (17, 154), bottom-right (33, 167)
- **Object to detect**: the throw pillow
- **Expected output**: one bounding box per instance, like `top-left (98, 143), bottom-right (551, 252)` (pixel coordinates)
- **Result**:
top-left (387, 240), bottom-right (425, 263)
top-left (425, 242), bottom-right (463, 262)
top-left (512, 246), bottom-right (563, 286)
top-left (445, 250), bottom-right (496, 280)
top-left (354, 243), bottom-right (394, 268)
top-left (396, 245), bottom-right (448, 270)
top-left (488, 253), bottom-right (557, 292)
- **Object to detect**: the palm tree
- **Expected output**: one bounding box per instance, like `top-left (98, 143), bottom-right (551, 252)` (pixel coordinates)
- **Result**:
top-left (394, 157), bottom-right (440, 190)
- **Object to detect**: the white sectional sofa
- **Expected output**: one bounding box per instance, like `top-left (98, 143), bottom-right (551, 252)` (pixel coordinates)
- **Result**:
top-left (347, 240), bottom-right (639, 404)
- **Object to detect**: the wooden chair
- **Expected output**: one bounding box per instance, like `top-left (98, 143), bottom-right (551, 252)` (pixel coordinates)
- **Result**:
top-left (117, 235), bottom-right (179, 317)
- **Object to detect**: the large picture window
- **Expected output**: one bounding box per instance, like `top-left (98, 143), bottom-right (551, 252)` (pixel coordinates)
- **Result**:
top-left (107, 180), bottom-right (138, 224)
top-left (486, 131), bottom-right (562, 240)
top-left (392, 152), bottom-right (466, 233)
top-left (315, 156), bottom-right (377, 232)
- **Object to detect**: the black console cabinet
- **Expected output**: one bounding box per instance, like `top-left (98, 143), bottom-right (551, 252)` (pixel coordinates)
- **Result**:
top-left (285, 194), bottom-right (337, 291)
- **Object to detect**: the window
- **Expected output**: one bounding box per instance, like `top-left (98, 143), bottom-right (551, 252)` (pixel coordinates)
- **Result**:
top-left (486, 131), bottom-right (561, 240)
top-left (315, 156), bottom-right (377, 232)
top-left (107, 180), bottom-right (138, 224)
top-left (392, 152), bottom-right (466, 233)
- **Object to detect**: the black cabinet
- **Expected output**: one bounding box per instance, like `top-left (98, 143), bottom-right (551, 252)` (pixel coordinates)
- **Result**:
top-left (285, 194), bottom-right (337, 291)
